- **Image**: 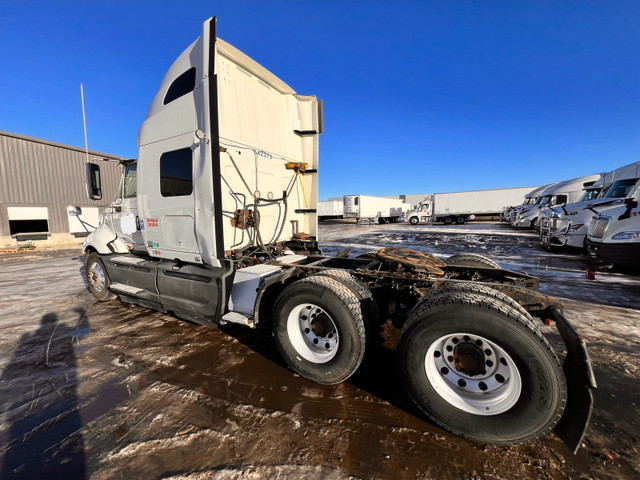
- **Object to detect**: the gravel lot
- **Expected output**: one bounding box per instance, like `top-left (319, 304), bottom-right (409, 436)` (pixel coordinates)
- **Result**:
top-left (0, 222), bottom-right (638, 479)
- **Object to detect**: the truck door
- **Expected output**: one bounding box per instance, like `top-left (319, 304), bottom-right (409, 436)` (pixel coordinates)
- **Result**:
top-left (136, 25), bottom-right (216, 266)
top-left (113, 164), bottom-right (145, 251)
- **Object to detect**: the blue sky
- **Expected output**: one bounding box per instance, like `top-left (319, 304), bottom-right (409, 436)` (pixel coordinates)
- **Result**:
top-left (1, 1), bottom-right (639, 200)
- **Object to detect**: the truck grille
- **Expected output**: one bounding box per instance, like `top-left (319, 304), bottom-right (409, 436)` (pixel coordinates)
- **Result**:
top-left (589, 217), bottom-right (610, 239)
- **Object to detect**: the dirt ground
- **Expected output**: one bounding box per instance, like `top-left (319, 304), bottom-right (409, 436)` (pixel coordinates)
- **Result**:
top-left (0, 222), bottom-right (638, 479)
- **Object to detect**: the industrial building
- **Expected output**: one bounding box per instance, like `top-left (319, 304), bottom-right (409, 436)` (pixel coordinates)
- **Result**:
top-left (0, 130), bottom-right (124, 247)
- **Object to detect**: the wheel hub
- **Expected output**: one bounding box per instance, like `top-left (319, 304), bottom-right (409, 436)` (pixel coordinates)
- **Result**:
top-left (287, 303), bottom-right (339, 363)
top-left (453, 342), bottom-right (486, 376)
top-left (425, 332), bottom-right (522, 415)
top-left (87, 263), bottom-right (105, 291)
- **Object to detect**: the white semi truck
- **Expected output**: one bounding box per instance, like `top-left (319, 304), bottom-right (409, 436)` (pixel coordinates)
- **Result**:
top-left (406, 187), bottom-right (536, 225)
top-left (540, 162), bottom-right (640, 249)
top-left (343, 195), bottom-right (409, 224)
top-left (510, 174), bottom-right (602, 229)
top-left (586, 166), bottom-right (640, 267)
top-left (503, 184), bottom-right (554, 224)
top-left (70, 17), bottom-right (594, 451)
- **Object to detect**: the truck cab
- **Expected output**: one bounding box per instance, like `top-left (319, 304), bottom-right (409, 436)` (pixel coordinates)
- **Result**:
top-left (540, 163), bottom-right (640, 249)
top-left (586, 172), bottom-right (640, 267)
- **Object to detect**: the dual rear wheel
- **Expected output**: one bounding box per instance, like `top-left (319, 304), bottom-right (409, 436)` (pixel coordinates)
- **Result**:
top-left (273, 275), bottom-right (567, 445)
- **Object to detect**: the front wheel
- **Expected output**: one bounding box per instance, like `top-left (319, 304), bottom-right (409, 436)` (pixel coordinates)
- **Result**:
top-left (84, 252), bottom-right (116, 301)
top-left (398, 292), bottom-right (566, 445)
top-left (273, 276), bottom-right (366, 385)
top-left (409, 216), bottom-right (419, 225)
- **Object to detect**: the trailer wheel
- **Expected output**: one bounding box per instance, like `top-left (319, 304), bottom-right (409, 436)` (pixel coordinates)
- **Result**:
top-left (443, 216), bottom-right (453, 225)
top-left (378, 217), bottom-right (387, 225)
top-left (409, 216), bottom-right (419, 225)
top-left (273, 275), bottom-right (366, 384)
top-left (398, 292), bottom-right (566, 445)
top-left (456, 216), bottom-right (466, 225)
top-left (84, 252), bottom-right (116, 301)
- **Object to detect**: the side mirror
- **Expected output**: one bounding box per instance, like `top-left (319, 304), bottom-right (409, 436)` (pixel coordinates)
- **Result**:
top-left (85, 163), bottom-right (102, 200)
top-left (68, 206), bottom-right (82, 216)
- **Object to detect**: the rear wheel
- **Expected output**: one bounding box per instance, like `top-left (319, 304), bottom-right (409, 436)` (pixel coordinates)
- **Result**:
top-left (84, 252), bottom-right (116, 301)
top-left (398, 292), bottom-right (566, 445)
top-left (273, 276), bottom-right (366, 384)
top-left (456, 216), bottom-right (466, 225)
top-left (445, 253), bottom-right (500, 269)
top-left (443, 217), bottom-right (453, 225)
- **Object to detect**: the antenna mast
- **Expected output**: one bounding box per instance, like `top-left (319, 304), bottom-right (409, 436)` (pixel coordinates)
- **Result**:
top-left (81, 83), bottom-right (90, 164)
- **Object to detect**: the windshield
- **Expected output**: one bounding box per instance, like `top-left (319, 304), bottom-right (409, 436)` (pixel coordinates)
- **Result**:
top-left (533, 196), bottom-right (544, 205)
top-left (578, 188), bottom-right (601, 202)
top-left (602, 178), bottom-right (638, 198)
top-left (539, 195), bottom-right (553, 205)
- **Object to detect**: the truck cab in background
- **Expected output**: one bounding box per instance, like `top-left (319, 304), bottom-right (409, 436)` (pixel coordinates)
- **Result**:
top-left (540, 162), bottom-right (640, 249)
top-left (586, 170), bottom-right (640, 268)
top-left (504, 184), bottom-right (551, 224)
top-left (511, 174), bottom-right (602, 229)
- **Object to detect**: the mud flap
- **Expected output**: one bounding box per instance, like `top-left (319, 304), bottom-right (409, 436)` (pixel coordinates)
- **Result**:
top-left (549, 307), bottom-right (597, 453)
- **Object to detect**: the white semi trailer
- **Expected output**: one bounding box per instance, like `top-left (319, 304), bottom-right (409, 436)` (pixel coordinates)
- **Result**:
top-left (406, 187), bottom-right (535, 225)
top-left (343, 195), bottom-right (409, 224)
top-left (317, 200), bottom-right (344, 220)
top-left (70, 17), bottom-right (594, 452)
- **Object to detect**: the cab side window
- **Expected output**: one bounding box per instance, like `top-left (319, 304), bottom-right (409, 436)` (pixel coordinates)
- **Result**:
top-left (160, 148), bottom-right (193, 197)
top-left (163, 67), bottom-right (196, 105)
top-left (124, 165), bottom-right (137, 198)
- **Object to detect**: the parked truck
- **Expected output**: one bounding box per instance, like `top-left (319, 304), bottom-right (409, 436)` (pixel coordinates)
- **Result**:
top-left (586, 165), bottom-right (640, 267)
top-left (540, 162), bottom-right (639, 249)
top-left (343, 194), bottom-right (409, 223)
top-left (510, 174), bottom-right (602, 229)
top-left (406, 187), bottom-right (535, 225)
top-left (503, 184), bottom-right (554, 224)
top-left (70, 17), bottom-right (594, 452)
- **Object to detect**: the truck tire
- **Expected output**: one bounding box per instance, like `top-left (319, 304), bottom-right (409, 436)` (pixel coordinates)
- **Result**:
top-left (273, 275), bottom-right (366, 385)
top-left (84, 252), bottom-right (116, 301)
top-left (455, 216), bottom-right (466, 225)
top-left (443, 216), bottom-right (453, 225)
top-left (445, 253), bottom-right (500, 269)
top-left (378, 217), bottom-right (387, 225)
top-left (312, 270), bottom-right (380, 326)
top-left (409, 216), bottom-right (419, 225)
top-left (398, 292), bottom-right (566, 445)
top-left (426, 282), bottom-right (534, 324)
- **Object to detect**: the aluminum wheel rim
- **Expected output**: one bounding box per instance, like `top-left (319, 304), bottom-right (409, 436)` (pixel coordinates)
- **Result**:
top-left (424, 332), bottom-right (521, 415)
top-left (287, 303), bottom-right (339, 364)
top-left (87, 262), bottom-right (106, 292)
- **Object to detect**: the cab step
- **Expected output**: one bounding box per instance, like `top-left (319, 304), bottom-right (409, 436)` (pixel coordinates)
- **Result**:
top-left (110, 282), bottom-right (144, 295)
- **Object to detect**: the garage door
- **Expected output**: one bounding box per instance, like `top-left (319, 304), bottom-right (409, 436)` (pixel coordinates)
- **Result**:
top-left (7, 207), bottom-right (49, 235)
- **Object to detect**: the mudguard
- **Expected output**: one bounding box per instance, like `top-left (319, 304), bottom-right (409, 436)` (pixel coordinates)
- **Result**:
top-left (550, 307), bottom-right (597, 453)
